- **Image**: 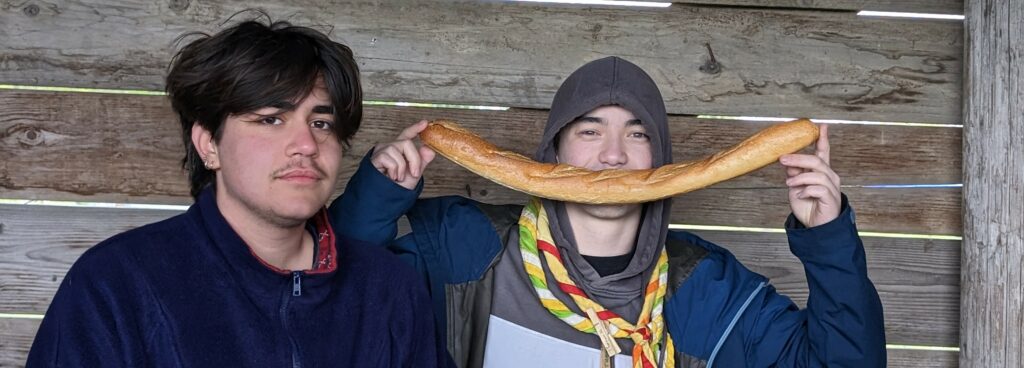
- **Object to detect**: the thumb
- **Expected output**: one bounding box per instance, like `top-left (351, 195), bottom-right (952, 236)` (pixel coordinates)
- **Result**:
top-left (418, 146), bottom-right (436, 174)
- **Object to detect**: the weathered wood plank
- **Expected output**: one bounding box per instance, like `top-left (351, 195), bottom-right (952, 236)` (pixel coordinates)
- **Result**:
top-left (887, 349), bottom-right (959, 367)
top-left (961, 0), bottom-right (1024, 366)
top-left (677, 1), bottom-right (964, 14)
top-left (675, 187), bottom-right (962, 236)
top-left (0, 92), bottom-right (189, 204)
top-left (693, 230), bottom-right (960, 347)
top-left (0, 91), bottom-right (963, 234)
top-left (0, 204), bottom-right (959, 346)
top-left (0, 0), bottom-right (962, 123)
top-left (0, 316), bottom-right (957, 368)
top-left (0, 318), bottom-right (39, 368)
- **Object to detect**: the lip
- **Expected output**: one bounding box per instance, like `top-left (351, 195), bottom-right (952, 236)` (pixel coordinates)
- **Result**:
top-left (277, 169), bottom-right (323, 183)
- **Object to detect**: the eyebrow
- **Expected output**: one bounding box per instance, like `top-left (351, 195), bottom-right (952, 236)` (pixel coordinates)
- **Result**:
top-left (263, 102), bottom-right (334, 115)
top-left (574, 116), bottom-right (643, 126)
top-left (312, 105), bottom-right (335, 115)
top-left (269, 101), bottom-right (296, 111)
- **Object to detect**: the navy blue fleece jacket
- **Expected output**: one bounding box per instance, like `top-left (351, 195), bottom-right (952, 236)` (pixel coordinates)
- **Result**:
top-left (27, 187), bottom-right (444, 367)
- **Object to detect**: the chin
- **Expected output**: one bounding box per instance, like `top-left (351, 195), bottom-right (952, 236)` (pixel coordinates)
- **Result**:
top-left (283, 199), bottom-right (325, 215)
top-left (266, 206), bottom-right (320, 228)
top-left (275, 194), bottom-right (328, 218)
top-left (577, 203), bottom-right (640, 219)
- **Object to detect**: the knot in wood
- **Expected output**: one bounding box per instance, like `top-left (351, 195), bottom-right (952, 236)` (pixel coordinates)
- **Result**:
top-left (699, 42), bottom-right (721, 75)
top-left (168, 0), bottom-right (190, 12)
top-left (700, 60), bottom-right (721, 75)
top-left (18, 127), bottom-right (44, 146)
top-left (23, 4), bottom-right (40, 17)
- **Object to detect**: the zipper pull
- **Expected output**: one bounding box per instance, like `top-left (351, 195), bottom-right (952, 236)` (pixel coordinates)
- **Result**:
top-left (292, 272), bottom-right (302, 297)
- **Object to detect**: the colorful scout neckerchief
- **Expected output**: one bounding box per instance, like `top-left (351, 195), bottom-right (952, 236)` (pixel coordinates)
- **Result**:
top-left (519, 197), bottom-right (676, 368)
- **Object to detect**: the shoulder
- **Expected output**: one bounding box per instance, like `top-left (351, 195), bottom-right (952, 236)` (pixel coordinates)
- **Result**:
top-left (46, 214), bottom-right (195, 325)
top-left (70, 212), bottom-right (195, 279)
top-left (407, 196), bottom-right (515, 244)
top-left (406, 196), bottom-right (519, 282)
top-left (410, 196), bottom-right (496, 217)
top-left (666, 230), bottom-right (766, 289)
top-left (664, 230), bottom-right (772, 360)
top-left (411, 195), bottom-right (521, 226)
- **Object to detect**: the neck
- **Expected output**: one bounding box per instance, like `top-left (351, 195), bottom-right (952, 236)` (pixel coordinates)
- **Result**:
top-left (562, 203), bottom-right (643, 257)
top-left (216, 196), bottom-right (314, 272)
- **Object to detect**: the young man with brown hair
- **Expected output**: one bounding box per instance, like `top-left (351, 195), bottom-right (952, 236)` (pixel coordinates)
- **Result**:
top-left (28, 17), bottom-right (443, 367)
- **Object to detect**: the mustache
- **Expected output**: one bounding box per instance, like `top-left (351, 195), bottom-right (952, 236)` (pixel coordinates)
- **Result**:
top-left (271, 160), bottom-right (328, 179)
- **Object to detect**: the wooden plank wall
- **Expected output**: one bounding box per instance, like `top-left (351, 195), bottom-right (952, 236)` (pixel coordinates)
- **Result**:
top-left (677, 1), bottom-right (964, 14)
top-left (960, 0), bottom-right (1024, 366)
top-left (0, 0), bottom-right (964, 366)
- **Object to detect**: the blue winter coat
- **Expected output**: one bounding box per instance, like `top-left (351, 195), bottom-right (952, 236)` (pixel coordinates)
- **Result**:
top-left (332, 154), bottom-right (886, 367)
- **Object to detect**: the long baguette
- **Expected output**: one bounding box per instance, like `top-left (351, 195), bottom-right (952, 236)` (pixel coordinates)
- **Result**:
top-left (419, 119), bottom-right (819, 204)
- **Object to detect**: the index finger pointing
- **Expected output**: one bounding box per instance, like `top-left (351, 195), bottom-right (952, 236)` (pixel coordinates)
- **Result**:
top-left (815, 123), bottom-right (830, 165)
top-left (397, 120), bottom-right (429, 141)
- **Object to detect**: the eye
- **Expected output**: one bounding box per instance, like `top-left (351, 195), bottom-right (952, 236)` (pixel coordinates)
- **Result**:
top-left (629, 131), bottom-right (650, 140)
top-left (258, 116), bottom-right (283, 125)
top-left (310, 120), bottom-right (334, 131)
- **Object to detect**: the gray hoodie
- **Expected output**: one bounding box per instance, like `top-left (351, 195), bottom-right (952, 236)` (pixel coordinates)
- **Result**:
top-left (490, 56), bottom-right (673, 355)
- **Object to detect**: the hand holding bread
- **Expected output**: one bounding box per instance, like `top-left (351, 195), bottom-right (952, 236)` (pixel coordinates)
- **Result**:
top-left (370, 120), bottom-right (436, 190)
top-left (780, 124), bottom-right (843, 227)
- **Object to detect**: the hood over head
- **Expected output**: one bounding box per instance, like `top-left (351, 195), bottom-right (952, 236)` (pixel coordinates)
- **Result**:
top-left (533, 56), bottom-right (674, 307)
top-left (534, 56), bottom-right (671, 167)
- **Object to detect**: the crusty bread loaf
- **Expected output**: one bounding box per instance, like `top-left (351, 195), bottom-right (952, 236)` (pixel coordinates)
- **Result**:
top-left (419, 119), bottom-right (819, 204)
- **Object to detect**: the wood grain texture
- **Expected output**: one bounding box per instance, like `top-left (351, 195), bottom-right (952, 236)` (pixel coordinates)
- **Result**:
top-left (0, 318), bottom-right (39, 368)
top-left (677, 0), bottom-right (964, 14)
top-left (960, 0), bottom-right (1024, 366)
top-left (0, 204), bottom-right (959, 346)
top-left (0, 91), bottom-right (963, 234)
top-left (887, 349), bottom-right (959, 367)
top-left (0, 0), bottom-right (962, 123)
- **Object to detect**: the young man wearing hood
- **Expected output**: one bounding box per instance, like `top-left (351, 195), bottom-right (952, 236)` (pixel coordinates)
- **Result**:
top-left (332, 57), bottom-right (886, 367)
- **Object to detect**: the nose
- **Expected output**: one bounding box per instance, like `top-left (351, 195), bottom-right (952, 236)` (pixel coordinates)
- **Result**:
top-left (598, 137), bottom-right (627, 167)
top-left (285, 121), bottom-right (320, 158)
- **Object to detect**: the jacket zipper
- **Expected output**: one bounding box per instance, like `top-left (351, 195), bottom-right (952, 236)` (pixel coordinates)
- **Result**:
top-left (281, 271), bottom-right (303, 368)
top-left (706, 281), bottom-right (766, 368)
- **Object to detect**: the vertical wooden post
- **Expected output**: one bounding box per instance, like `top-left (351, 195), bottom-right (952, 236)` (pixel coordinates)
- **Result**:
top-left (962, 0), bottom-right (1024, 366)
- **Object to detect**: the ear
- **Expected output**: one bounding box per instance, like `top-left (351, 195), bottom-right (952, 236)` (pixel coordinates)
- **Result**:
top-left (191, 122), bottom-right (219, 170)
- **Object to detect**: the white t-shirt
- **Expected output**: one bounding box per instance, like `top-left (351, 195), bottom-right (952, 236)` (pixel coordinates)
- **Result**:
top-left (482, 315), bottom-right (634, 368)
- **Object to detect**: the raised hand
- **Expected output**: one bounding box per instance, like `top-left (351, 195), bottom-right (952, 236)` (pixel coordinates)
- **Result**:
top-left (780, 124), bottom-right (842, 228)
top-left (371, 120), bottom-right (436, 190)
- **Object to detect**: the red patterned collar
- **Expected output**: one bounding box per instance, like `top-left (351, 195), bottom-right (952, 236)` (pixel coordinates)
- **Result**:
top-left (250, 208), bottom-right (337, 275)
